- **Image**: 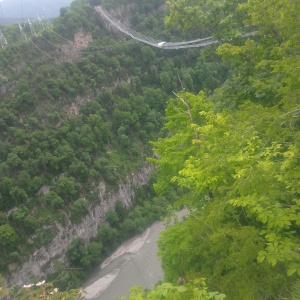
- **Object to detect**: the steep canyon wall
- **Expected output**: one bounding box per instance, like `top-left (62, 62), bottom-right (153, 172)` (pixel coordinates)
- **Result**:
top-left (8, 166), bottom-right (153, 285)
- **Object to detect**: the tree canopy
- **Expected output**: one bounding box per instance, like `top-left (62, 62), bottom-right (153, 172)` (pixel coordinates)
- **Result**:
top-left (1, 0), bottom-right (299, 297)
top-left (0, 0), bottom-right (223, 278)
top-left (149, 0), bottom-right (300, 298)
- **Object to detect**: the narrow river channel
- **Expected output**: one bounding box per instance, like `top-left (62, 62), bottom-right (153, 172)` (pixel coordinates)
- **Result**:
top-left (83, 220), bottom-right (165, 300)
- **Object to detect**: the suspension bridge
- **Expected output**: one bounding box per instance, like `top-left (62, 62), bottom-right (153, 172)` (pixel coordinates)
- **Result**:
top-left (95, 6), bottom-right (220, 50)
top-left (95, 6), bottom-right (255, 50)
top-left (0, 3), bottom-right (254, 51)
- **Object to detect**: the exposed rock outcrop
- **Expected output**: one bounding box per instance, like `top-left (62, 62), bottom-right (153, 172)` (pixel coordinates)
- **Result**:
top-left (94, 4), bottom-right (135, 35)
top-left (58, 28), bottom-right (93, 61)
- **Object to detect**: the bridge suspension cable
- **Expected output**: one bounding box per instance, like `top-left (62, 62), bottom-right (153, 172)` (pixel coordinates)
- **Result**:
top-left (0, 29), bottom-right (8, 48)
top-left (95, 5), bottom-right (219, 50)
top-left (95, 6), bottom-right (256, 50)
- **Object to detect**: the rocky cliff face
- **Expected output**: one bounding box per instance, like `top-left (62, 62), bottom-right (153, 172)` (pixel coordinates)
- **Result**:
top-left (107, 3), bottom-right (135, 27)
top-left (8, 165), bottom-right (153, 285)
top-left (94, 4), bottom-right (135, 35)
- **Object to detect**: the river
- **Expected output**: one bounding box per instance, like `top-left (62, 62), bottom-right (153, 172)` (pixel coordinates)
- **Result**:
top-left (83, 221), bottom-right (165, 300)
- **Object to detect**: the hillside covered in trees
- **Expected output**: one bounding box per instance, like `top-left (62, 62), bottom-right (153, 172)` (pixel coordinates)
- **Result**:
top-left (0, 0), bottom-right (229, 294)
top-left (0, 0), bottom-right (299, 299)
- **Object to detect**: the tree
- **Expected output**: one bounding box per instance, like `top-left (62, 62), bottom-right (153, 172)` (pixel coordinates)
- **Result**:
top-left (67, 238), bottom-right (88, 268)
top-left (123, 279), bottom-right (225, 300)
top-left (122, 218), bottom-right (137, 236)
top-left (164, 0), bottom-right (247, 39)
top-left (70, 198), bottom-right (88, 223)
top-left (86, 241), bottom-right (102, 265)
top-left (159, 71), bottom-right (172, 93)
top-left (97, 224), bottom-right (118, 252)
top-left (115, 200), bottom-right (126, 222)
top-left (0, 212), bottom-right (8, 226)
top-left (6, 153), bottom-right (22, 169)
top-left (0, 224), bottom-right (18, 249)
top-left (45, 192), bottom-right (64, 209)
top-left (54, 144), bottom-right (75, 170)
top-left (141, 46), bottom-right (156, 64)
top-left (0, 177), bottom-right (16, 210)
top-left (105, 209), bottom-right (120, 228)
top-left (68, 161), bottom-right (89, 182)
top-left (150, 0), bottom-right (300, 296)
top-left (14, 92), bottom-right (37, 111)
top-left (56, 176), bottom-right (78, 199)
top-left (152, 92), bottom-right (300, 297)
top-left (9, 186), bottom-right (28, 204)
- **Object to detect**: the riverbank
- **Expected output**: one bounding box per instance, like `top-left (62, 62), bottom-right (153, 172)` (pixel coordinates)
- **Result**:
top-left (83, 208), bottom-right (188, 300)
top-left (83, 221), bottom-right (164, 299)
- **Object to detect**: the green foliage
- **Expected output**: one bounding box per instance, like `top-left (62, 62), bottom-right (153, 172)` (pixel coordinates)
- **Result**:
top-left (11, 207), bottom-right (28, 223)
top-left (152, 92), bottom-right (299, 298)
top-left (149, 0), bottom-right (300, 298)
top-left (86, 241), bottom-right (103, 265)
top-left (67, 238), bottom-right (89, 269)
top-left (66, 238), bottom-right (102, 272)
top-left (123, 279), bottom-right (225, 300)
top-left (45, 192), bottom-right (65, 209)
top-left (0, 212), bottom-right (8, 226)
top-left (97, 223), bottom-right (119, 253)
top-left (281, 281), bottom-right (300, 300)
top-left (0, 224), bottom-right (18, 249)
top-left (165, 0), bottom-right (247, 39)
top-left (105, 209), bottom-right (120, 227)
top-left (56, 176), bottom-right (78, 199)
top-left (70, 198), bottom-right (88, 222)
top-left (115, 200), bottom-right (126, 222)
top-left (23, 215), bottom-right (39, 234)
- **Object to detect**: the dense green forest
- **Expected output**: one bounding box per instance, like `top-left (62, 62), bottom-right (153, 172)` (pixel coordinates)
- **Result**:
top-left (0, 0), bottom-right (228, 295)
top-left (0, 0), bottom-right (299, 298)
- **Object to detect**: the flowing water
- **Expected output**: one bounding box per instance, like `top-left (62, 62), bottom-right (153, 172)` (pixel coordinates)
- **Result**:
top-left (83, 221), bottom-right (165, 300)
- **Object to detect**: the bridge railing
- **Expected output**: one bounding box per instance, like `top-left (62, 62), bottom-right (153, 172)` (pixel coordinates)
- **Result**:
top-left (95, 6), bottom-right (255, 50)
